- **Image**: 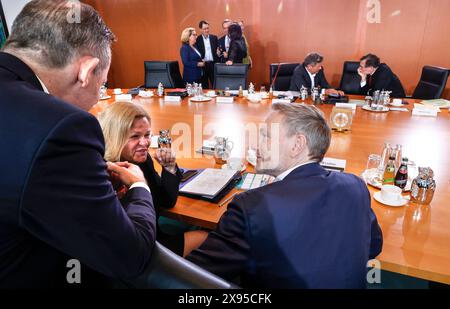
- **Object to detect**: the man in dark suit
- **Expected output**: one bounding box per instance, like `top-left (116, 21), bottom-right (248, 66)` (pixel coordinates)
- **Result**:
top-left (358, 54), bottom-right (406, 98)
top-left (290, 52), bottom-right (344, 96)
top-left (187, 103), bottom-right (383, 288)
top-left (0, 0), bottom-right (156, 288)
top-left (195, 20), bottom-right (219, 89)
top-left (217, 19), bottom-right (232, 64)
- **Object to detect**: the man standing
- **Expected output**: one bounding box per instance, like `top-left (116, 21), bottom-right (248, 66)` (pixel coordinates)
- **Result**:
top-left (195, 20), bottom-right (219, 89)
top-left (0, 0), bottom-right (156, 288)
top-left (217, 19), bottom-right (232, 63)
top-left (289, 52), bottom-right (344, 95)
top-left (187, 103), bottom-right (383, 288)
top-left (358, 53), bottom-right (406, 98)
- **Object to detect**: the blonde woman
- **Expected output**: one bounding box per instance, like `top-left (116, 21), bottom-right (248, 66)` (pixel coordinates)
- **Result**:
top-left (180, 27), bottom-right (204, 84)
top-left (99, 102), bottom-right (207, 257)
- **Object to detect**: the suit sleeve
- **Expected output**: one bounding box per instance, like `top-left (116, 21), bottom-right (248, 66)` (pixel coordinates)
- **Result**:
top-left (140, 156), bottom-right (181, 210)
top-left (318, 69), bottom-right (331, 89)
top-left (180, 45), bottom-right (199, 69)
top-left (186, 194), bottom-right (251, 280)
top-left (372, 68), bottom-right (394, 92)
top-left (20, 111), bottom-right (156, 279)
top-left (369, 208), bottom-right (383, 259)
top-left (227, 41), bottom-right (238, 63)
top-left (289, 66), bottom-right (308, 91)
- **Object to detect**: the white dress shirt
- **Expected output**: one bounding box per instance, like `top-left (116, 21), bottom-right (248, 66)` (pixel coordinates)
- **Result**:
top-left (225, 35), bottom-right (230, 51)
top-left (202, 35), bottom-right (214, 62)
top-left (274, 161), bottom-right (316, 182)
top-left (306, 69), bottom-right (317, 89)
top-left (35, 74), bottom-right (50, 94)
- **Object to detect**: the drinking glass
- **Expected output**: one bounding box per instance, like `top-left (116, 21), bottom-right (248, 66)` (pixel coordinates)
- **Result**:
top-left (367, 154), bottom-right (381, 171)
top-left (260, 86), bottom-right (266, 94)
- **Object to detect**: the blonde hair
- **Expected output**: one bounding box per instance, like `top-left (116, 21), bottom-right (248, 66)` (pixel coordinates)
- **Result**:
top-left (181, 27), bottom-right (196, 43)
top-left (98, 102), bottom-right (151, 162)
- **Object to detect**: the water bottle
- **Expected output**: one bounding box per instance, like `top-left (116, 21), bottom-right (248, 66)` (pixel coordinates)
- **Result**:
top-left (157, 82), bottom-right (164, 97)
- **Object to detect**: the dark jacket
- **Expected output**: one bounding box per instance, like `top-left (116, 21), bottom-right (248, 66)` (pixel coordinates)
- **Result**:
top-left (0, 52), bottom-right (156, 288)
top-left (227, 38), bottom-right (247, 64)
top-left (360, 63), bottom-right (406, 98)
top-left (289, 64), bottom-right (331, 91)
top-left (187, 163), bottom-right (383, 288)
top-left (218, 35), bottom-right (228, 63)
top-left (180, 43), bottom-right (203, 84)
top-left (194, 34), bottom-right (220, 63)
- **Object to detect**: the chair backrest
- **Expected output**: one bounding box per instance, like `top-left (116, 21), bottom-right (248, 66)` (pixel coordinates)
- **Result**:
top-left (121, 242), bottom-right (239, 289)
top-left (269, 63), bottom-right (300, 91)
top-left (144, 61), bottom-right (184, 88)
top-left (412, 66), bottom-right (449, 100)
top-left (339, 61), bottom-right (362, 95)
top-left (213, 63), bottom-right (249, 90)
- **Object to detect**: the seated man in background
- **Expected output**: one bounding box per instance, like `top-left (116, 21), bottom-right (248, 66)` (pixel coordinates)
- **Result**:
top-left (187, 103), bottom-right (383, 288)
top-left (289, 52), bottom-right (344, 95)
top-left (358, 53), bottom-right (406, 98)
top-left (0, 0), bottom-right (155, 288)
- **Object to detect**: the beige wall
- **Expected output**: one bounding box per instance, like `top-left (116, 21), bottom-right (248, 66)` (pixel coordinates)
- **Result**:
top-left (84, 0), bottom-right (450, 98)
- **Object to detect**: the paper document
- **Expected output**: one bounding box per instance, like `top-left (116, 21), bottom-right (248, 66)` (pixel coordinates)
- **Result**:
top-left (320, 157), bottom-right (346, 172)
top-left (180, 168), bottom-right (237, 198)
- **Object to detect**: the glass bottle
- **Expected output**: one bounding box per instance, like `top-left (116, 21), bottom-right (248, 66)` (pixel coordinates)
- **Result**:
top-left (238, 85), bottom-right (243, 98)
top-left (383, 156), bottom-right (396, 185)
top-left (269, 86), bottom-right (274, 99)
top-left (378, 142), bottom-right (392, 173)
top-left (394, 157), bottom-right (408, 190)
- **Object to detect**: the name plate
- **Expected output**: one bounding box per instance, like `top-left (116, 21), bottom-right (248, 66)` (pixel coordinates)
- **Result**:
top-left (272, 99), bottom-right (291, 104)
top-left (412, 108), bottom-right (438, 117)
top-left (115, 94), bottom-right (133, 101)
top-left (164, 96), bottom-right (181, 102)
top-left (216, 97), bottom-right (234, 104)
top-left (336, 103), bottom-right (356, 110)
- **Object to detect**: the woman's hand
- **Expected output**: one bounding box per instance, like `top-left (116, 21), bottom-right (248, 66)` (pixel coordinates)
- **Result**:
top-left (226, 60), bottom-right (233, 66)
top-left (197, 61), bottom-right (205, 67)
top-left (155, 148), bottom-right (177, 175)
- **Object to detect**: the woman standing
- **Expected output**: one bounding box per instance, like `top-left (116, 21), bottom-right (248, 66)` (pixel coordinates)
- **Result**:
top-left (180, 27), bottom-right (204, 84)
top-left (225, 23), bottom-right (247, 66)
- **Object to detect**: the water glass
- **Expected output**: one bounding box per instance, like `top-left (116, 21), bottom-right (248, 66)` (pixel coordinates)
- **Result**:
top-left (367, 154), bottom-right (382, 171)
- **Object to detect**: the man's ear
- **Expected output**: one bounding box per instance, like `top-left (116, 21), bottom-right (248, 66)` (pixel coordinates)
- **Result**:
top-left (77, 56), bottom-right (100, 88)
top-left (292, 133), bottom-right (307, 156)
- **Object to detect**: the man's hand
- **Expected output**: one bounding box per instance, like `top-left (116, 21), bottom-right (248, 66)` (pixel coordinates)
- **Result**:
top-left (325, 88), bottom-right (345, 96)
top-left (155, 148), bottom-right (177, 175)
top-left (106, 161), bottom-right (147, 188)
top-left (358, 67), bottom-right (367, 82)
top-left (223, 51), bottom-right (228, 59)
top-left (197, 61), bottom-right (205, 67)
top-left (225, 60), bottom-right (233, 66)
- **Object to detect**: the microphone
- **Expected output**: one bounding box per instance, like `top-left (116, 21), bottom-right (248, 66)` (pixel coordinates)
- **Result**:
top-left (270, 63), bottom-right (282, 90)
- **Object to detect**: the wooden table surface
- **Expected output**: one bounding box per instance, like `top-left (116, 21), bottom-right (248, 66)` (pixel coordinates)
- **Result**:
top-left (90, 91), bottom-right (450, 285)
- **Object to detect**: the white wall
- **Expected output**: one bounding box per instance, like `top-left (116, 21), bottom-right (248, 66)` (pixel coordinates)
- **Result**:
top-left (2, 0), bottom-right (31, 31)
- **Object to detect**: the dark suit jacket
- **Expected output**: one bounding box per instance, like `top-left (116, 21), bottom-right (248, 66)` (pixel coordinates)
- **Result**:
top-left (0, 52), bottom-right (156, 288)
top-left (187, 163), bottom-right (383, 288)
top-left (227, 38), bottom-right (247, 64)
top-left (289, 64), bottom-right (331, 91)
top-left (138, 155), bottom-right (182, 216)
top-left (218, 35), bottom-right (228, 63)
top-left (195, 34), bottom-right (219, 63)
top-left (180, 43), bottom-right (203, 84)
top-left (360, 63), bottom-right (406, 98)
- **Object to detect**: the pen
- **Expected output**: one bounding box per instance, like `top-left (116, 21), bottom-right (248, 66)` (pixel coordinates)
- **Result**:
top-left (219, 192), bottom-right (239, 207)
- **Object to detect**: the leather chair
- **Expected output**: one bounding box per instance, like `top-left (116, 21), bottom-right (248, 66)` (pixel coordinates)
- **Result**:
top-left (339, 61), bottom-right (362, 95)
top-left (269, 63), bottom-right (300, 91)
top-left (144, 61), bottom-right (185, 88)
top-left (121, 242), bottom-right (239, 289)
top-left (213, 63), bottom-right (249, 90)
top-left (412, 66), bottom-right (449, 100)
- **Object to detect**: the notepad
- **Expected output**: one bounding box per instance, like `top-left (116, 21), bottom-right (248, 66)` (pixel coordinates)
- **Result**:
top-left (179, 168), bottom-right (238, 198)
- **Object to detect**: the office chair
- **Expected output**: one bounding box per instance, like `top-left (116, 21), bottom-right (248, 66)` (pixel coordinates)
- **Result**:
top-left (213, 63), bottom-right (249, 90)
top-left (121, 241), bottom-right (239, 289)
top-left (412, 66), bottom-right (449, 100)
top-left (269, 63), bottom-right (300, 91)
top-left (144, 61), bottom-right (185, 88)
top-left (339, 61), bottom-right (362, 95)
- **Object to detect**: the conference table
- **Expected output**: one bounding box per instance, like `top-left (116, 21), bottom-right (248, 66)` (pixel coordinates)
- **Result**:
top-left (90, 90), bottom-right (450, 285)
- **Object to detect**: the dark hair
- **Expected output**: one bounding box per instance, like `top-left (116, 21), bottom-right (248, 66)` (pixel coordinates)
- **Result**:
top-left (228, 23), bottom-right (242, 41)
top-left (303, 53), bottom-right (324, 67)
top-left (4, 0), bottom-right (115, 71)
top-left (360, 54), bottom-right (380, 68)
top-left (199, 20), bottom-right (209, 29)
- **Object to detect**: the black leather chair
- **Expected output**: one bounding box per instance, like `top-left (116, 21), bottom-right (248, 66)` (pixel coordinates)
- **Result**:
top-left (412, 66), bottom-right (449, 100)
top-left (144, 61), bottom-right (185, 88)
top-left (213, 64), bottom-right (249, 90)
top-left (339, 61), bottom-right (362, 95)
top-left (269, 63), bottom-right (299, 91)
top-left (121, 242), bottom-right (239, 289)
